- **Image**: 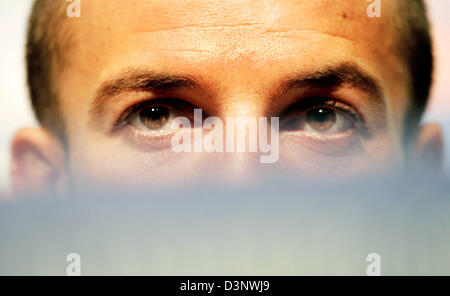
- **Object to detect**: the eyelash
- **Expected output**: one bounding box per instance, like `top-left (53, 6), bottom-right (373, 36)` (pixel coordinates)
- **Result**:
top-left (279, 97), bottom-right (368, 135)
top-left (114, 96), bottom-right (367, 135)
top-left (113, 98), bottom-right (201, 129)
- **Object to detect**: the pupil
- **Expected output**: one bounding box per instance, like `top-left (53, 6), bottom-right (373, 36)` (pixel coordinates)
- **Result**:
top-left (313, 109), bottom-right (328, 123)
top-left (140, 106), bottom-right (170, 129)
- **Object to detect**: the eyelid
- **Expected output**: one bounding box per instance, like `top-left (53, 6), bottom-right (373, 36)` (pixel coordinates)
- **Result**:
top-left (280, 97), bottom-right (368, 135)
top-left (114, 98), bottom-right (202, 129)
top-left (281, 97), bottom-right (357, 117)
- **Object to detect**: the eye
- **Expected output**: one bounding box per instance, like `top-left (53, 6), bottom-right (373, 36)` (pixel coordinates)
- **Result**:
top-left (129, 105), bottom-right (172, 131)
top-left (116, 98), bottom-right (201, 132)
top-left (306, 107), bottom-right (337, 132)
top-left (303, 106), bottom-right (353, 134)
top-left (281, 98), bottom-right (362, 135)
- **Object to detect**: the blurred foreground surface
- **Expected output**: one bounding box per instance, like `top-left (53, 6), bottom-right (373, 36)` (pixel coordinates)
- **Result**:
top-left (0, 176), bottom-right (449, 275)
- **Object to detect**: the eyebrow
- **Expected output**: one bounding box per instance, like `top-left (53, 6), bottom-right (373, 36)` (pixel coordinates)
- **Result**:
top-left (279, 63), bottom-right (385, 107)
top-left (90, 70), bottom-right (200, 117)
top-left (90, 63), bottom-right (385, 119)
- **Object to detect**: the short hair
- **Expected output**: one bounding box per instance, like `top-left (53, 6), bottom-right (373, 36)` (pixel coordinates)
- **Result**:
top-left (26, 0), bottom-right (434, 139)
top-left (395, 0), bottom-right (434, 137)
top-left (26, 0), bottom-right (68, 139)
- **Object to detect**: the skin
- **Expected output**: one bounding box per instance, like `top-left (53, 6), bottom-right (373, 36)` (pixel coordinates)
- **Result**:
top-left (10, 0), bottom-right (443, 195)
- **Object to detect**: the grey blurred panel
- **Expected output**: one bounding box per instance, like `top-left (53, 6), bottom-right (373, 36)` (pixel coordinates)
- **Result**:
top-left (0, 180), bottom-right (449, 275)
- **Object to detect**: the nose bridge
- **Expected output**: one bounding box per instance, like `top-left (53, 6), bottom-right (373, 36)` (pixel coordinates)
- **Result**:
top-left (196, 68), bottom-right (275, 184)
top-left (213, 99), bottom-right (268, 185)
top-left (218, 85), bottom-right (267, 118)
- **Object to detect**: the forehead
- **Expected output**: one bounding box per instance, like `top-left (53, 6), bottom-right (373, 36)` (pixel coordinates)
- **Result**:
top-left (82, 0), bottom-right (395, 35)
top-left (59, 0), bottom-right (407, 122)
top-left (68, 0), bottom-right (400, 65)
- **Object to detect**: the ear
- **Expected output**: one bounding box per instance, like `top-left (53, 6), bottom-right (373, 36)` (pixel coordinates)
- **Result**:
top-left (408, 123), bottom-right (443, 177)
top-left (10, 127), bottom-right (67, 197)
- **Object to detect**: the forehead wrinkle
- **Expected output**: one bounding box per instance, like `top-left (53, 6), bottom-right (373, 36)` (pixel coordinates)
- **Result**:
top-left (131, 21), bottom-right (268, 34)
top-left (75, 0), bottom-right (400, 68)
top-left (260, 28), bottom-right (359, 45)
top-left (127, 27), bottom-right (360, 67)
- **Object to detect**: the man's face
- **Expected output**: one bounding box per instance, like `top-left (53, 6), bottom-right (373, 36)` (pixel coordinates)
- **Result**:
top-left (55, 0), bottom-right (411, 188)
